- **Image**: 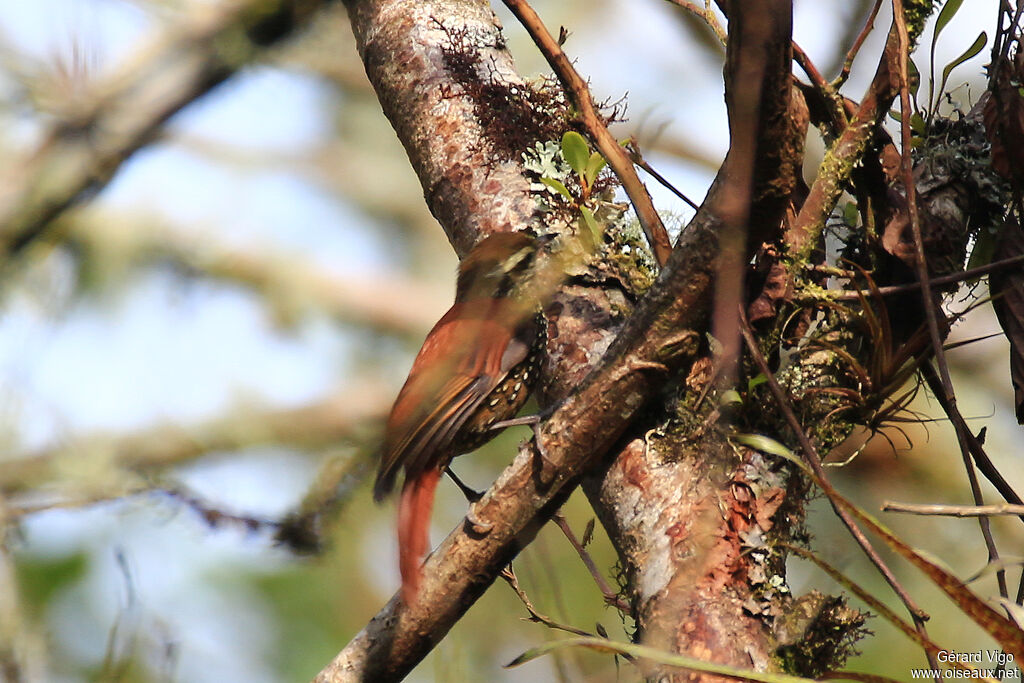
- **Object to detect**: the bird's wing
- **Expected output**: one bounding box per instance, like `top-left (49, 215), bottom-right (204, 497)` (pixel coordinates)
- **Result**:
top-left (373, 302), bottom-right (519, 500)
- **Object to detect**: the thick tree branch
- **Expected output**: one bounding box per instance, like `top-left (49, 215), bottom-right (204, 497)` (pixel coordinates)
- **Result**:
top-left (584, 3), bottom-right (803, 677)
top-left (0, 0), bottom-right (329, 262)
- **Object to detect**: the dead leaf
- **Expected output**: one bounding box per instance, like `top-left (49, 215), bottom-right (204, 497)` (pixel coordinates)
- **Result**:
top-left (984, 56), bottom-right (1024, 186)
top-left (990, 216), bottom-right (1024, 423)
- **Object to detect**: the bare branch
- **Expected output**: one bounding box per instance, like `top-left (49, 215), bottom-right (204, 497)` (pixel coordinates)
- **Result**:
top-left (550, 513), bottom-right (630, 613)
top-left (664, 0), bottom-right (727, 46)
top-left (0, 386), bottom-right (390, 494)
top-left (67, 211), bottom-right (448, 336)
top-left (883, 501), bottom-right (1024, 518)
top-left (0, 0), bottom-right (330, 262)
top-left (789, 19), bottom-right (901, 256)
top-left (499, 566), bottom-right (596, 639)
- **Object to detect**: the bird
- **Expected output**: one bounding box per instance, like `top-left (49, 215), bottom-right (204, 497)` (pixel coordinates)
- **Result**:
top-left (373, 231), bottom-right (551, 604)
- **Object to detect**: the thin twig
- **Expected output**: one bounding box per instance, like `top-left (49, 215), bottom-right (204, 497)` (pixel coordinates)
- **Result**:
top-left (499, 566), bottom-right (598, 638)
top-left (503, 0), bottom-right (673, 267)
top-left (663, 0), bottom-right (727, 46)
top-left (835, 0), bottom-right (884, 88)
top-left (830, 253), bottom-right (1024, 301)
top-left (551, 513), bottom-right (631, 613)
top-left (920, 364), bottom-right (1024, 523)
top-left (883, 501), bottom-right (1024, 517)
top-left (626, 143), bottom-right (700, 211)
top-left (891, 0), bottom-right (1011, 616)
top-left (792, 42), bottom-right (850, 140)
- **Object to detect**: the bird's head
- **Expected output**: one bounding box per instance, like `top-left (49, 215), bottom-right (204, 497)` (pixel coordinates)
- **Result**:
top-left (455, 231), bottom-right (554, 302)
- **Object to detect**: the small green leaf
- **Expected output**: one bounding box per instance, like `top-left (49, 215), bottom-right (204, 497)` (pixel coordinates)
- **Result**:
top-left (939, 31), bottom-right (987, 98)
top-left (965, 226), bottom-right (997, 283)
top-left (747, 373), bottom-right (768, 393)
top-left (908, 57), bottom-right (921, 102)
top-left (583, 151), bottom-right (607, 187)
top-left (934, 0), bottom-right (966, 43)
top-left (734, 433), bottom-right (796, 460)
top-left (841, 201), bottom-right (859, 226)
top-left (719, 389), bottom-right (743, 407)
top-left (579, 205), bottom-right (602, 243)
top-left (909, 112), bottom-right (927, 135)
top-left (539, 176), bottom-right (573, 200)
top-left (561, 131), bottom-right (590, 176)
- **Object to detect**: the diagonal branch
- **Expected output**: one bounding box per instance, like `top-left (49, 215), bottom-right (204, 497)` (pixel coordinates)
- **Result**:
top-left (788, 18), bottom-right (901, 256)
top-left (0, 0), bottom-right (330, 263)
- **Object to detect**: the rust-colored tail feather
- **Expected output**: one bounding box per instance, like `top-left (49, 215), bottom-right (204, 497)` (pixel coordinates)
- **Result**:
top-left (397, 467), bottom-right (441, 604)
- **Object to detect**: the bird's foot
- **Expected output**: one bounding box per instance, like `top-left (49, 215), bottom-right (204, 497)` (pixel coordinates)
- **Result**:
top-left (488, 414), bottom-right (540, 431)
top-left (464, 505), bottom-right (493, 536)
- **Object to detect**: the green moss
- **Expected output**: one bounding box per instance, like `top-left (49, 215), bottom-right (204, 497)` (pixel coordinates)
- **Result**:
top-left (902, 0), bottom-right (938, 44)
top-left (773, 592), bottom-right (869, 677)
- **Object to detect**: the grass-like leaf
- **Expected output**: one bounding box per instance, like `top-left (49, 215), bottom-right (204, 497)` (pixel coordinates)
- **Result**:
top-left (733, 433), bottom-right (796, 460)
top-left (506, 636), bottom-right (822, 682)
top-left (939, 31), bottom-right (987, 100)
top-left (933, 0), bottom-right (965, 44)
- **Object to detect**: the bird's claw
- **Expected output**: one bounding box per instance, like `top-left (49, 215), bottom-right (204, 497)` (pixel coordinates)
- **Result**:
top-left (530, 422), bottom-right (558, 488)
top-left (465, 506), bottom-right (493, 536)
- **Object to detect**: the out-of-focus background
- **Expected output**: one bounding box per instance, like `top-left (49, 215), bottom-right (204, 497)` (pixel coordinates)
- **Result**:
top-left (0, 1), bottom-right (1019, 681)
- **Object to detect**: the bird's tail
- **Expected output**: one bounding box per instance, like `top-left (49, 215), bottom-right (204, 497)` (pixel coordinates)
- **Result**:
top-left (397, 467), bottom-right (441, 604)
